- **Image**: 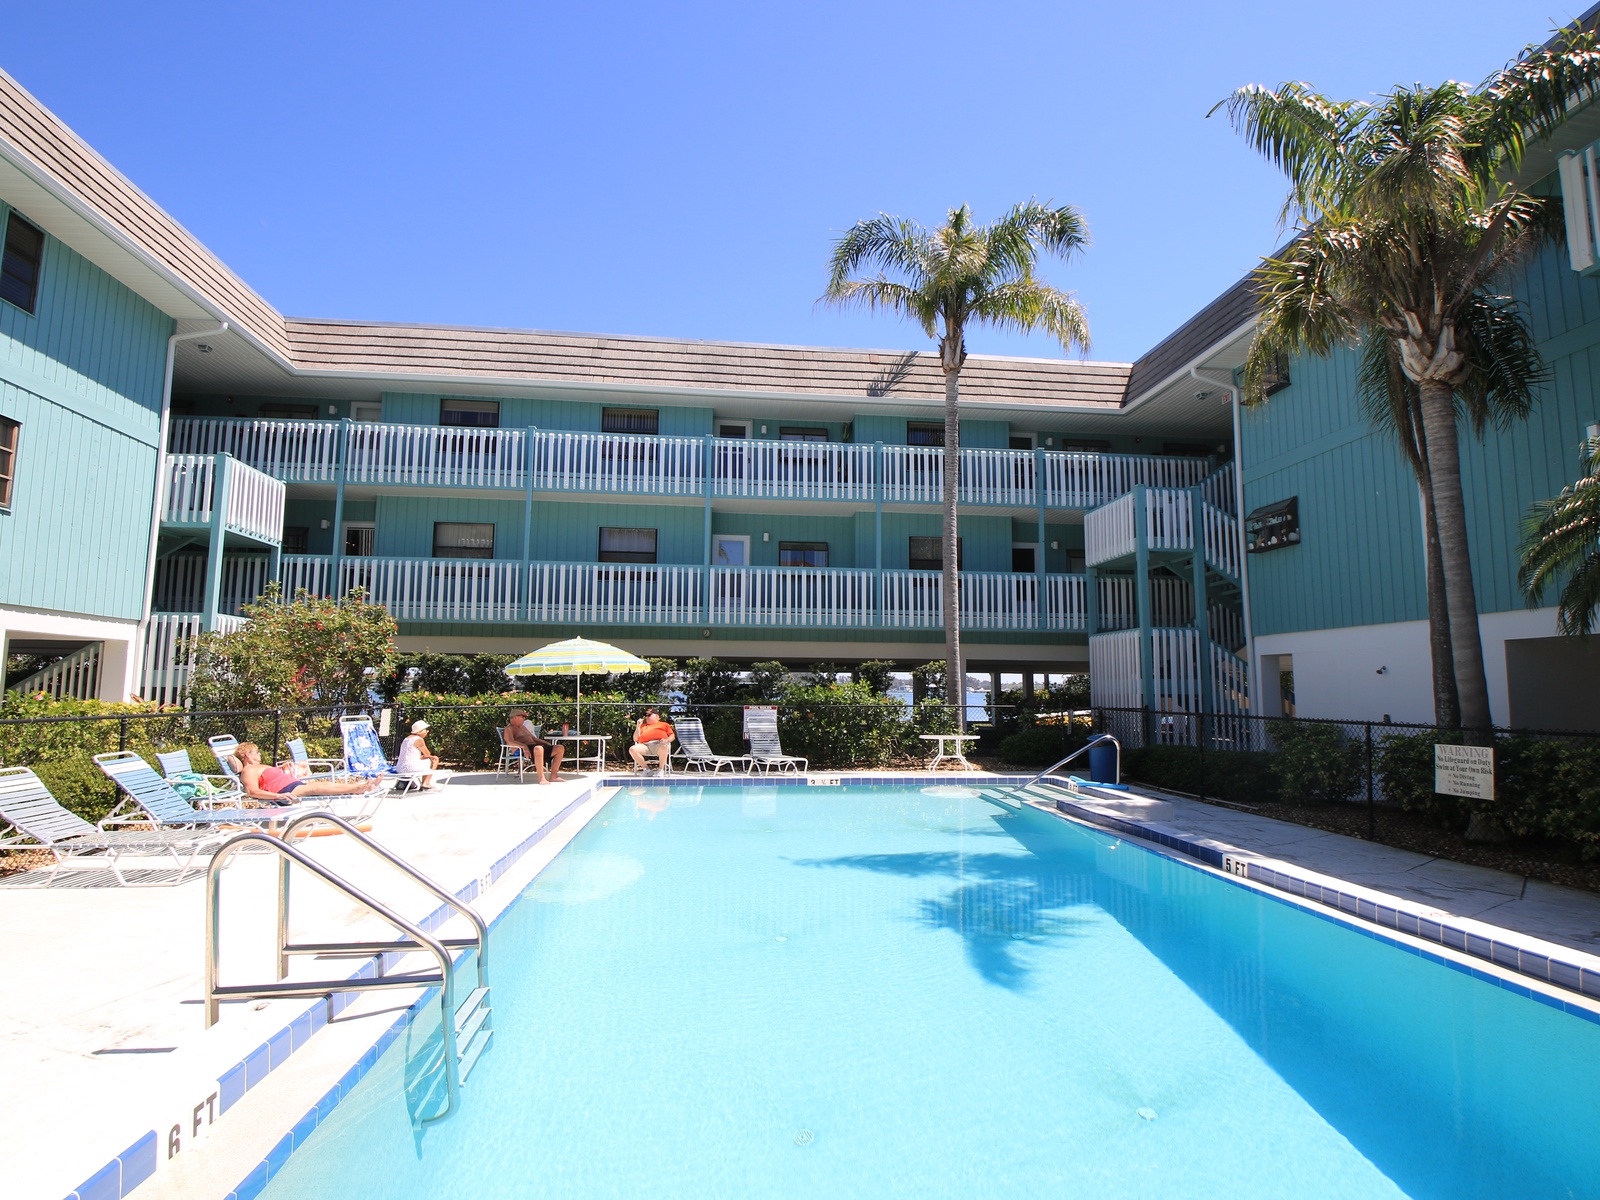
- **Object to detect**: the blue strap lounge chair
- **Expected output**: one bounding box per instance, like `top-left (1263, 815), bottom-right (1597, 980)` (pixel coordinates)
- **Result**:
top-left (284, 737), bottom-right (349, 781)
top-left (671, 716), bottom-right (750, 774)
top-left (744, 707), bottom-right (807, 775)
top-left (154, 748), bottom-right (242, 808)
top-left (0, 767), bottom-right (229, 886)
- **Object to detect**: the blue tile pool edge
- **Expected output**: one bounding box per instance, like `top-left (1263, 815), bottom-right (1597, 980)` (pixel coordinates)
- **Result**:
top-left (1030, 778), bottom-right (1600, 1023)
top-left (66, 784), bottom-right (599, 1200)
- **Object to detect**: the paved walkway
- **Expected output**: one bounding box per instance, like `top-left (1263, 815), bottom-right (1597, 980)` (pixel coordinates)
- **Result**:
top-left (1052, 784), bottom-right (1600, 957)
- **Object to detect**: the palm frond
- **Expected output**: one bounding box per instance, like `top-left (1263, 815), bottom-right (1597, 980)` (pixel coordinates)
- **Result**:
top-left (824, 215), bottom-right (933, 296)
top-left (968, 280), bottom-right (1091, 353)
top-left (983, 200), bottom-right (1089, 280)
top-left (1475, 23), bottom-right (1600, 173)
top-left (1453, 294), bottom-right (1544, 432)
top-left (821, 278), bottom-right (936, 337)
top-left (1211, 83), bottom-right (1363, 220)
top-left (1355, 333), bottom-right (1425, 473)
top-left (1519, 438), bottom-right (1600, 633)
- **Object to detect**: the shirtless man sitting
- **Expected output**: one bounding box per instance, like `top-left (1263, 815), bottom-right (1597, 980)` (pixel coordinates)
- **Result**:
top-left (505, 710), bottom-right (565, 783)
top-left (234, 742), bottom-right (375, 804)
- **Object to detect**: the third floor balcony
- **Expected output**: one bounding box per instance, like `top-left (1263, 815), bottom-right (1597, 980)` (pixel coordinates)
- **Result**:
top-left (168, 417), bottom-right (1211, 510)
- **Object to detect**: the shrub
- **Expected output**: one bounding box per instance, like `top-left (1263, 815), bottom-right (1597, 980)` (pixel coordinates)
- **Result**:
top-left (1271, 721), bottom-right (1364, 804)
top-left (771, 682), bottom-right (906, 768)
top-left (1122, 745), bottom-right (1281, 806)
top-left (395, 692), bottom-right (643, 766)
top-left (1376, 729), bottom-right (1472, 830)
top-left (852, 660), bottom-right (897, 695)
top-left (995, 724), bottom-right (1089, 767)
top-left (681, 658), bottom-right (741, 707)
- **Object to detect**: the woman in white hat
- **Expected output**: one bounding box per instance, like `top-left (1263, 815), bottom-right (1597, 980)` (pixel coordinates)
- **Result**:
top-left (396, 719), bottom-right (442, 789)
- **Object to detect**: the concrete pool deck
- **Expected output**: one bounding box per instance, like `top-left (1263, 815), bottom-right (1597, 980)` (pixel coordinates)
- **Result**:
top-left (6, 769), bottom-right (1600, 1199)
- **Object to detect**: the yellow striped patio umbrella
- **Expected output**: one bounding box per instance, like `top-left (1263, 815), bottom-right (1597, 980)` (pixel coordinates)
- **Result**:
top-left (503, 637), bottom-right (651, 734)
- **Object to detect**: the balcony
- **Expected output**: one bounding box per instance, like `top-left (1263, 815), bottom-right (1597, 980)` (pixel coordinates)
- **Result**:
top-left (1084, 485), bottom-right (1242, 582)
top-left (161, 453), bottom-right (286, 546)
top-left (169, 418), bottom-right (1210, 510)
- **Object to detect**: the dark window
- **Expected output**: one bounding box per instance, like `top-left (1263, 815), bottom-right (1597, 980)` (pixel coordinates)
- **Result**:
top-left (1260, 353), bottom-right (1291, 396)
top-left (1066, 549), bottom-right (1086, 574)
top-left (281, 526), bottom-right (309, 554)
top-left (0, 417), bottom-right (18, 508)
top-left (1, 213), bottom-right (44, 314)
top-left (1162, 443), bottom-right (1212, 458)
top-left (433, 522), bottom-right (494, 559)
top-left (599, 527), bottom-right (657, 563)
top-left (779, 426), bottom-right (828, 442)
top-left (909, 536), bottom-right (962, 571)
top-left (602, 407), bottom-right (659, 435)
top-left (259, 403), bottom-right (320, 419)
top-left (907, 421), bottom-right (944, 446)
top-left (717, 423), bottom-right (748, 439)
top-left (1008, 435), bottom-right (1034, 451)
top-left (779, 541), bottom-right (828, 568)
top-left (441, 399), bottom-right (500, 428)
top-left (1058, 439), bottom-right (1111, 453)
top-left (1011, 546), bottom-right (1036, 573)
top-left (344, 525), bottom-right (375, 557)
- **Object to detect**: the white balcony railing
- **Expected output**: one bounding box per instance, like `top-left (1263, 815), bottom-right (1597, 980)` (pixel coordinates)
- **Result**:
top-left (1084, 486), bottom-right (1240, 579)
top-left (710, 566), bottom-right (875, 627)
top-left (162, 454), bottom-right (285, 544)
top-left (529, 562), bottom-right (704, 625)
top-left (169, 417), bottom-right (1215, 509)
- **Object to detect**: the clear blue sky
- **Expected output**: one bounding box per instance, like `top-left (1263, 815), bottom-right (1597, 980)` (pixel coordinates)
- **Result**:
top-left (5, 1), bottom-right (1583, 363)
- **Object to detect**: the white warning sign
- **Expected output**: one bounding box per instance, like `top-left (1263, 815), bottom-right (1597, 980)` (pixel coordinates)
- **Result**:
top-left (1435, 743), bottom-right (1494, 801)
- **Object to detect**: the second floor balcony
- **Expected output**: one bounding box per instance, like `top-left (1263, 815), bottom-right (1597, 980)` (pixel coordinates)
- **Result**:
top-left (161, 453), bottom-right (286, 546)
top-left (169, 417), bottom-right (1212, 510)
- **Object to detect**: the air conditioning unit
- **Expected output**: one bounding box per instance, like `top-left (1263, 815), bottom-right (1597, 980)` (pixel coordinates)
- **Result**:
top-left (1558, 147), bottom-right (1600, 274)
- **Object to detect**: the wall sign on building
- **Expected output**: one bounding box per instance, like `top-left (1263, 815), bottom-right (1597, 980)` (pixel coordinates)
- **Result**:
top-left (1434, 743), bottom-right (1494, 801)
top-left (1245, 496), bottom-right (1299, 554)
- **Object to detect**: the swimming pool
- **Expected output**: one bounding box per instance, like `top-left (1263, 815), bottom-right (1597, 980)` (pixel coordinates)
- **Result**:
top-left (260, 784), bottom-right (1600, 1198)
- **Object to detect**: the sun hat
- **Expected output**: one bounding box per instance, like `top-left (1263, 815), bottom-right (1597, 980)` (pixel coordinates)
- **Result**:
top-left (412, 719), bottom-right (430, 732)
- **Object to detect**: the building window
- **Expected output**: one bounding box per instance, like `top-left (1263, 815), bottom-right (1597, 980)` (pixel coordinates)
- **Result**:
top-left (282, 526), bottom-right (309, 554)
top-left (259, 402), bottom-right (320, 419)
top-left (0, 417), bottom-right (18, 508)
top-left (1066, 549), bottom-right (1086, 574)
top-left (440, 399), bottom-right (500, 428)
top-left (907, 421), bottom-right (944, 446)
top-left (1, 213), bottom-right (43, 314)
top-left (602, 407), bottom-right (659, 435)
top-left (779, 541), bottom-right (828, 568)
top-left (1058, 439), bottom-right (1110, 453)
top-left (1008, 435), bottom-right (1034, 451)
top-left (433, 522), bottom-right (494, 559)
top-left (779, 426), bottom-right (828, 442)
top-left (344, 523), bottom-right (376, 557)
top-left (599, 527), bottom-right (657, 563)
top-left (909, 536), bottom-right (962, 571)
top-left (1162, 442), bottom-right (1212, 458)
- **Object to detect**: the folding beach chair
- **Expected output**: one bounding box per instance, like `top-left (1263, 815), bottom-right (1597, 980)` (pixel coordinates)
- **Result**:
top-left (0, 767), bottom-right (229, 887)
top-left (744, 707), bottom-right (807, 774)
top-left (341, 716), bottom-right (447, 793)
top-left (671, 716), bottom-right (750, 774)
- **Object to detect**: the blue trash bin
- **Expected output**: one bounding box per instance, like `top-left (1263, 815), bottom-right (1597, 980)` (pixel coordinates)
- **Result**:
top-left (1087, 742), bottom-right (1117, 784)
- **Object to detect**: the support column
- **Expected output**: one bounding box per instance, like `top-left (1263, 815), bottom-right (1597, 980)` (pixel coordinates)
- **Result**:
top-left (523, 426), bottom-right (537, 623)
top-left (329, 419), bottom-right (351, 600)
top-left (874, 441), bottom-right (885, 627)
top-left (1034, 446), bottom-right (1047, 629)
top-left (701, 433), bottom-right (714, 626)
top-left (1134, 485), bottom-right (1154, 712)
top-left (1085, 564), bottom-right (1099, 636)
top-left (201, 454), bottom-right (233, 632)
top-left (1191, 488), bottom-right (1213, 716)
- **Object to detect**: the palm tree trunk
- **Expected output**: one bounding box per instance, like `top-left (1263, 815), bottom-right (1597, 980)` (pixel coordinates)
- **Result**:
top-left (1419, 479), bottom-right (1460, 727)
top-left (942, 368), bottom-right (964, 727)
top-left (1416, 379), bottom-right (1492, 732)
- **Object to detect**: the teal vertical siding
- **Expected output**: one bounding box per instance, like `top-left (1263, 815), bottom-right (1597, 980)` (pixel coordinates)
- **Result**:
top-left (708, 513), bottom-right (857, 567)
top-left (0, 207), bottom-right (172, 620)
top-left (849, 415), bottom-right (1009, 446)
top-left (1241, 239), bottom-right (1600, 637)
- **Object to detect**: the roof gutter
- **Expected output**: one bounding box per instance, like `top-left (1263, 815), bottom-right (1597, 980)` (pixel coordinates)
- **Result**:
top-left (134, 321), bottom-right (228, 697)
top-left (1191, 365), bottom-right (1259, 717)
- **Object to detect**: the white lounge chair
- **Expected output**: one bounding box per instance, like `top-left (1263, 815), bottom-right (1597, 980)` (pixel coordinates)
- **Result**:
top-left (94, 751), bottom-right (327, 830)
top-left (744, 707), bottom-right (807, 774)
top-left (0, 767), bottom-right (229, 886)
top-left (154, 747), bottom-right (242, 807)
top-left (673, 716), bottom-right (750, 774)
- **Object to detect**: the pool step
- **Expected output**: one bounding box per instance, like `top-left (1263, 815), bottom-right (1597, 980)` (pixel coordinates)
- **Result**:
top-left (455, 986), bottom-right (494, 1082)
top-left (981, 783), bottom-right (1063, 810)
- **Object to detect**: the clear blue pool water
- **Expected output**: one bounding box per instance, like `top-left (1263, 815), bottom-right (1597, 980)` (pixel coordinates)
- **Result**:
top-left (263, 785), bottom-right (1600, 1199)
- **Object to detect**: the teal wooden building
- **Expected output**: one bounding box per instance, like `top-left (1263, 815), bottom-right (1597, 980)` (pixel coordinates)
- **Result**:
top-left (0, 19), bottom-right (1595, 728)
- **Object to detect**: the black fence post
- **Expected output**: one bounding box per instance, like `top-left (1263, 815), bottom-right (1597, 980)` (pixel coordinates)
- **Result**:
top-left (272, 710), bottom-right (282, 764)
top-left (1365, 722), bottom-right (1375, 841)
top-left (119, 715), bottom-right (127, 751)
top-left (1197, 711), bottom-right (1206, 802)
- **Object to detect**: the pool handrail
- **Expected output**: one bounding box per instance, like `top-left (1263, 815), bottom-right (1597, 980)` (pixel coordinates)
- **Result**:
top-left (1020, 732), bottom-right (1121, 791)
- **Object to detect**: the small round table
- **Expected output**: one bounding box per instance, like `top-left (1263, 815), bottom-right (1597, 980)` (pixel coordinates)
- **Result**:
top-left (920, 733), bottom-right (980, 771)
top-left (552, 734), bottom-right (611, 775)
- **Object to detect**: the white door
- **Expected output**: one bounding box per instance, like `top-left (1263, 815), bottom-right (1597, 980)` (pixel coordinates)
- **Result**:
top-left (712, 534), bottom-right (750, 566)
top-left (712, 535), bottom-right (750, 616)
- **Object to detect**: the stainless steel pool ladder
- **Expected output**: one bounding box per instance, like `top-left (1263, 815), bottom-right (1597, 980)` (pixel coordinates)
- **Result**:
top-left (204, 811), bottom-right (494, 1126)
top-left (979, 733), bottom-right (1121, 810)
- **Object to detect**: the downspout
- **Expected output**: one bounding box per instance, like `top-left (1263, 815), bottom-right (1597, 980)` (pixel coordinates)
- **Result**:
top-left (135, 321), bottom-right (228, 696)
top-left (1191, 366), bottom-right (1258, 715)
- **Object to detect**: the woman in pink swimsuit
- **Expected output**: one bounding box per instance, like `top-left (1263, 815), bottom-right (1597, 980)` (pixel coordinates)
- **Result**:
top-left (234, 743), bottom-right (374, 804)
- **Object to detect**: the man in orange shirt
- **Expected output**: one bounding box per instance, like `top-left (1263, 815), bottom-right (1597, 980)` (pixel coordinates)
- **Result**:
top-left (628, 708), bottom-right (675, 774)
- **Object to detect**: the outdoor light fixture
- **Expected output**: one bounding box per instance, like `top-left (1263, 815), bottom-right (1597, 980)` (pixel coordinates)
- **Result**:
top-left (760, 425), bottom-right (768, 434)
top-left (762, 532), bottom-right (770, 542)
top-left (1050, 540), bottom-right (1059, 550)
top-left (320, 519), bottom-right (330, 529)
top-left (1045, 436), bottom-right (1054, 446)
top-left (328, 405), bottom-right (338, 415)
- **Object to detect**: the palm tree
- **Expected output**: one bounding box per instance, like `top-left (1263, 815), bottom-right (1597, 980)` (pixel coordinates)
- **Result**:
top-left (822, 202), bottom-right (1091, 721)
top-left (1217, 24), bottom-right (1600, 731)
top-left (1519, 434), bottom-right (1600, 634)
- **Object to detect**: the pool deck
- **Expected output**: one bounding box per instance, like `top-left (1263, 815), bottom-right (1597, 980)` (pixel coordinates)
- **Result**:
top-left (7, 769), bottom-right (1600, 1199)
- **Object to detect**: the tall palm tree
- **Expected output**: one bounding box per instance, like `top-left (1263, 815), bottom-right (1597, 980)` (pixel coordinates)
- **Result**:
top-left (1217, 24), bottom-right (1600, 731)
top-left (823, 202), bottom-right (1091, 721)
top-left (1519, 434), bottom-right (1600, 635)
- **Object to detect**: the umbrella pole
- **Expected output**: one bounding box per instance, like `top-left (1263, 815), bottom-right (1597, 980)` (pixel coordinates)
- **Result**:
top-left (576, 671), bottom-right (582, 736)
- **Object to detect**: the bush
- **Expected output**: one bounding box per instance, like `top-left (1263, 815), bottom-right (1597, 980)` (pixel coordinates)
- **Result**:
top-left (1271, 721), bottom-right (1364, 804)
top-left (1376, 729), bottom-right (1471, 829)
top-left (395, 692), bottom-right (646, 767)
top-left (772, 682), bottom-right (906, 768)
top-left (33, 758), bottom-right (121, 823)
top-left (1123, 745), bottom-right (1281, 806)
top-left (995, 724), bottom-right (1089, 767)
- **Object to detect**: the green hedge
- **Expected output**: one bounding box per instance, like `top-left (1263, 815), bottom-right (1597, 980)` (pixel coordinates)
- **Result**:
top-left (995, 724), bottom-right (1090, 767)
top-left (1122, 744), bottom-right (1282, 806)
